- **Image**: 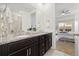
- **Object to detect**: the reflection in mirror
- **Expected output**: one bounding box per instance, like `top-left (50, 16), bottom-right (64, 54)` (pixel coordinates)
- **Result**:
top-left (0, 4), bottom-right (8, 39)
top-left (28, 12), bottom-right (36, 31)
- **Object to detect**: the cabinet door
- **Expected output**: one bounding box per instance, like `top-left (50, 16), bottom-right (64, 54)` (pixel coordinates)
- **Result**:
top-left (0, 44), bottom-right (9, 56)
top-left (9, 47), bottom-right (28, 56)
top-left (38, 35), bottom-right (47, 56)
top-left (45, 33), bottom-right (52, 52)
top-left (45, 39), bottom-right (49, 52)
top-left (9, 45), bottom-right (34, 56)
top-left (33, 43), bottom-right (39, 56)
top-left (48, 33), bottom-right (52, 48)
top-left (39, 40), bottom-right (46, 56)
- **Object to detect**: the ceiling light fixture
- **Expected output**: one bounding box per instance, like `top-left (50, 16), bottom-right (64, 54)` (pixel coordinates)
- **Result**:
top-left (61, 10), bottom-right (71, 15)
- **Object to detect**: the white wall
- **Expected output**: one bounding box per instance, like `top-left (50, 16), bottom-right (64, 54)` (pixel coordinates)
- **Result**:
top-left (36, 4), bottom-right (54, 31)
top-left (74, 10), bottom-right (79, 55)
top-left (36, 3), bottom-right (56, 49)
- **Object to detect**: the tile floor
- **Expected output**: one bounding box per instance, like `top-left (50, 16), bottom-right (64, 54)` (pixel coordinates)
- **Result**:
top-left (44, 47), bottom-right (70, 56)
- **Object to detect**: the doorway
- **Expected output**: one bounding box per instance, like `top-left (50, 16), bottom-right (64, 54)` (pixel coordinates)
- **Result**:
top-left (56, 20), bottom-right (75, 56)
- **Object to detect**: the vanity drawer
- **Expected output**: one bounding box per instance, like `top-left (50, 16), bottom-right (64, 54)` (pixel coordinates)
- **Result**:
top-left (8, 39), bottom-right (33, 54)
top-left (9, 45), bottom-right (34, 56)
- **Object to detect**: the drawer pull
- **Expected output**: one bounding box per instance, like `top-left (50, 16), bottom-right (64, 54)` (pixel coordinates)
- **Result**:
top-left (29, 48), bottom-right (31, 55)
top-left (27, 49), bottom-right (28, 56)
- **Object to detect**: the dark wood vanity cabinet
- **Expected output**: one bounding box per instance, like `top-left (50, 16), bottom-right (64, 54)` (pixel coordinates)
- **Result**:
top-left (0, 33), bottom-right (52, 56)
top-left (8, 38), bottom-right (36, 56)
top-left (33, 43), bottom-right (39, 56)
top-left (38, 35), bottom-right (46, 56)
top-left (45, 33), bottom-right (52, 52)
top-left (0, 44), bottom-right (9, 56)
top-left (38, 33), bottom-right (52, 56)
top-left (9, 45), bottom-right (34, 56)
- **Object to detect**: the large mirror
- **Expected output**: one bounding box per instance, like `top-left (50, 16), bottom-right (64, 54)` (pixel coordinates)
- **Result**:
top-left (0, 3), bottom-right (37, 37)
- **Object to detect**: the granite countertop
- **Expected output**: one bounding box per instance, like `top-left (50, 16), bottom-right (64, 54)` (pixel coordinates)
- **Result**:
top-left (0, 32), bottom-right (52, 45)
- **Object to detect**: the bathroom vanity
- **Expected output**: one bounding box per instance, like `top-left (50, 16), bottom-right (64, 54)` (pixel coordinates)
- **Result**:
top-left (0, 32), bottom-right (52, 56)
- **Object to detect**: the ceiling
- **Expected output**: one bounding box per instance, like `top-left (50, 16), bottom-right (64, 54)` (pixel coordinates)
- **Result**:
top-left (1, 3), bottom-right (79, 16)
top-left (55, 3), bottom-right (79, 17)
top-left (0, 3), bottom-right (36, 13)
